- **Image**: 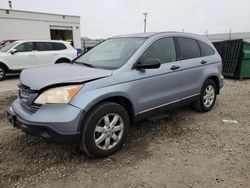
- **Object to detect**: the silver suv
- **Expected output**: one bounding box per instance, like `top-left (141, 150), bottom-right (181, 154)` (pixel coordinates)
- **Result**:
top-left (7, 32), bottom-right (223, 157)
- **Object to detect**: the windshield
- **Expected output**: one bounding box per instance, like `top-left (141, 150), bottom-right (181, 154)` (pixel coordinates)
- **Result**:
top-left (0, 41), bottom-right (19, 52)
top-left (74, 37), bottom-right (146, 70)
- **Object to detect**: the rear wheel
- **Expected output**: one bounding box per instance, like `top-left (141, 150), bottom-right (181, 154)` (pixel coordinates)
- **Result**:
top-left (193, 79), bottom-right (217, 112)
top-left (0, 65), bottom-right (6, 81)
top-left (80, 102), bottom-right (130, 158)
top-left (55, 59), bottom-right (70, 64)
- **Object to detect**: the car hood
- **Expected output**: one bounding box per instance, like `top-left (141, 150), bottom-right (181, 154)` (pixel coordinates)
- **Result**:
top-left (20, 64), bottom-right (113, 90)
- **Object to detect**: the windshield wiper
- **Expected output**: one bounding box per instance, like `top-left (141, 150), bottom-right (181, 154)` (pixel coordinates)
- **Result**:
top-left (73, 61), bottom-right (96, 68)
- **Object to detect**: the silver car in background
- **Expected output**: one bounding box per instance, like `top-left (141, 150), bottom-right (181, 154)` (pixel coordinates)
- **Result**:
top-left (7, 32), bottom-right (223, 157)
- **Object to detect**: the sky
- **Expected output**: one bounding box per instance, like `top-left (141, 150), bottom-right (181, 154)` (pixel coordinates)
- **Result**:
top-left (0, 0), bottom-right (249, 39)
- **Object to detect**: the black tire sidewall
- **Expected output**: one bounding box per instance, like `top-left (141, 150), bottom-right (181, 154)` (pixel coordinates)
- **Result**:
top-left (0, 65), bottom-right (6, 81)
top-left (80, 102), bottom-right (130, 158)
top-left (200, 79), bottom-right (217, 112)
top-left (55, 59), bottom-right (69, 64)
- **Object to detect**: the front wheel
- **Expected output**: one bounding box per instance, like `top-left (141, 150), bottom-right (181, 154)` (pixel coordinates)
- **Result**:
top-left (193, 79), bottom-right (217, 112)
top-left (0, 65), bottom-right (6, 81)
top-left (80, 102), bottom-right (130, 158)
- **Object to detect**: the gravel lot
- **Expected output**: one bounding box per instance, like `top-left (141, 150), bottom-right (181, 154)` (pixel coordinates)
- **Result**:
top-left (0, 79), bottom-right (249, 188)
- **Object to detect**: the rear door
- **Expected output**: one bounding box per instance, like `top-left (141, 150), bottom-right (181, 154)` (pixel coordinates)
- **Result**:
top-left (7, 42), bottom-right (36, 69)
top-left (175, 37), bottom-right (204, 99)
top-left (35, 42), bottom-right (56, 66)
top-left (133, 37), bottom-right (182, 114)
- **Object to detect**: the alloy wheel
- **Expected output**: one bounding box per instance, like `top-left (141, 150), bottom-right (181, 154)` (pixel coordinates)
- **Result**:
top-left (94, 113), bottom-right (124, 150)
top-left (203, 85), bottom-right (215, 108)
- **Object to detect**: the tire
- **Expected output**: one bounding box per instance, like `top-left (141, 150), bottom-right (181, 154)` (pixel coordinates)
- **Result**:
top-left (193, 79), bottom-right (217, 112)
top-left (55, 59), bottom-right (70, 64)
top-left (80, 102), bottom-right (130, 158)
top-left (0, 65), bottom-right (6, 81)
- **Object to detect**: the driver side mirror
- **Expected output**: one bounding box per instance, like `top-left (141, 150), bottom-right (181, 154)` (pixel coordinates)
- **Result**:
top-left (135, 59), bottom-right (161, 69)
top-left (10, 49), bottom-right (17, 55)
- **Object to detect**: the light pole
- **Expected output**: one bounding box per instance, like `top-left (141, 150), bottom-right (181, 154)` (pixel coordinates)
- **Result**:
top-left (143, 13), bottom-right (148, 33)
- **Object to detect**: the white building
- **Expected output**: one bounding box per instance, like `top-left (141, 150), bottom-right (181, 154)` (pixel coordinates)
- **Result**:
top-left (207, 32), bottom-right (250, 42)
top-left (0, 9), bottom-right (81, 48)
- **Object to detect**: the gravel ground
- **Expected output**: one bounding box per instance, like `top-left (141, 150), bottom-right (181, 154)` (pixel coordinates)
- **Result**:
top-left (0, 79), bottom-right (249, 188)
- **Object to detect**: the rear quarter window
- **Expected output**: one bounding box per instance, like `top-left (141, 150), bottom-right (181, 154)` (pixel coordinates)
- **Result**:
top-left (52, 43), bottom-right (67, 50)
top-left (198, 41), bottom-right (215, 56)
top-left (175, 37), bottom-right (201, 60)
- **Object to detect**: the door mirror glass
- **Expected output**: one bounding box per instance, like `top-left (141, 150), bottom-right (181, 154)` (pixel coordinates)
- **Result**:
top-left (9, 49), bottom-right (17, 55)
top-left (135, 59), bottom-right (161, 69)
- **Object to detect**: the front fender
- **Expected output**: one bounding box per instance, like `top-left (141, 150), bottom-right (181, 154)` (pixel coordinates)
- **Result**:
top-left (69, 83), bottom-right (137, 115)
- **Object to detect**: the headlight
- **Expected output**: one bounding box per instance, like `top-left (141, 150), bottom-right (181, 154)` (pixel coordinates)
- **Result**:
top-left (34, 85), bottom-right (83, 104)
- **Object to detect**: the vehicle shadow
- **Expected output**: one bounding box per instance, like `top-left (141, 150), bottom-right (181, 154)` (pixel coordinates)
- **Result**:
top-left (5, 73), bottom-right (20, 80)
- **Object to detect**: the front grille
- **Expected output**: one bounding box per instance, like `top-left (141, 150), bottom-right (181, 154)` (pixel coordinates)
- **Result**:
top-left (18, 83), bottom-right (40, 113)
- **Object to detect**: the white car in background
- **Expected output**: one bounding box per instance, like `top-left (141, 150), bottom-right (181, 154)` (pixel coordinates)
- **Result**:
top-left (0, 40), bottom-right (78, 80)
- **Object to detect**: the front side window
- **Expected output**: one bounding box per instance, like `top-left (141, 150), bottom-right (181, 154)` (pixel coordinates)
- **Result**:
top-left (15, 42), bottom-right (34, 52)
top-left (176, 37), bottom-right (201, 60)
top-left (140, 37), bottom-right (176, 64)
top-left (74, 37), bottom-right (146, 70)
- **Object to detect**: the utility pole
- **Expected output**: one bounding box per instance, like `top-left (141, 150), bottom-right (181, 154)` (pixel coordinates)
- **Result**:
top-left (229, 28), bottom-right (232, 40)
top-left (205, 30), bottom-right (208, 37)
top-left (8, 1), bottom-right (12, 9)
top-left (143, 13), bottom-right (148, 33)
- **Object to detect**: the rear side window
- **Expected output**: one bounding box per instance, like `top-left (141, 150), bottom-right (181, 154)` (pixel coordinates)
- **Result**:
top-left (36, 42), bottom-right (53, 51)
top-left (175, 37), bottom-right (201, 60)
top-left (36, 42), bottom-right (66, 51)
top-left (198, 41), bottom-right (215, 56)
top-left (15, 42), bottom-right (34, 52)
top-left (141, 37), bottom-right (176, 64)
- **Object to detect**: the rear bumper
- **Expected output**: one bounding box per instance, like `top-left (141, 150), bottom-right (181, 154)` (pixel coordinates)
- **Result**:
top-left (8, 99), bottom-right (84, 144)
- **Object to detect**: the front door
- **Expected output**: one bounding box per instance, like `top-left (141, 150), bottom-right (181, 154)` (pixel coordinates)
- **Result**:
top-left (133, 37), bottom-right (182, 114)
top-left (8, 42), bottom-right (36, 70)
top-left (35, 42), bottom-right (56, 66)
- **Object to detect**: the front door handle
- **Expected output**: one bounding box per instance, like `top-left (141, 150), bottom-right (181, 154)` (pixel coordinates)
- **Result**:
top-left (201, 60), bottom-right (207, 64)
top-left (170, 65), bottom-right (180, 70)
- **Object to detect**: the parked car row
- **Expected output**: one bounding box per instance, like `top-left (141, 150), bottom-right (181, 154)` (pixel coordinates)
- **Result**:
top-left (7, 32), bottom-right (223, 157)
top-left (0, 39), bottom-right (18, 49)
top-left (0, 40), bottom-right (78, 80)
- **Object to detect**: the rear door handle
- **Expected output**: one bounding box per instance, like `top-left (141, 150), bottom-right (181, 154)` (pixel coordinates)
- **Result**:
top-left (201, 60), bottom-right (207, 64)
top-left (170, 65), bottom-right (180, 70)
